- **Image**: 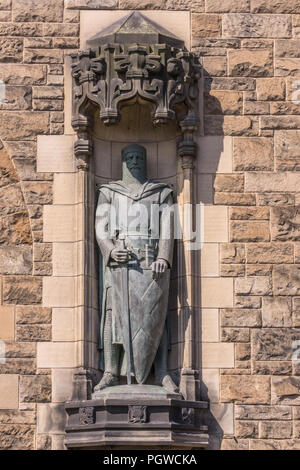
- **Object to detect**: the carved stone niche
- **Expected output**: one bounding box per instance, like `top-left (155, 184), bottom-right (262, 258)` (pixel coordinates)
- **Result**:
top-left (64, 11), bottom-right (208, 450)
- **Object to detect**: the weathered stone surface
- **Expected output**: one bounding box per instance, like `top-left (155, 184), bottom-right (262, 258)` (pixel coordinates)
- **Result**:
top-left (0, 0), bottom-right (11, 9)
top-left (252, 361), bottom-right (292, 375)
top-left (230, 207), bottom-right (269, 220)
top-left (260, 420), bottom-right (292, 438)
top-left (192, 14), bottom-right (222, 38)
top-left (32, 86), bottom-right (63, 101)
top-left (19, 376), bottom-right (51, 403)
top-left (3, 276), bottom-right (42, 304)
top-left (236, 405), bottom-right (291, 420)
top-left (214, 193), bottom-right (256, 206)
top-left (221, 264), bottom-right (245, 277)
top-left (66, 0), bottom-right (118, 8)
top-left (24, 49), bottom-right (64, 64)
top-left (246, 243), bottom-right (294, 263)
top-left (0, 424), bottom-right (34, 449)
top-left (0, 38), bottom-right (22, 62)
top-left (206, 0), bottom-right (249, 12)
top-left (275, 265), bottom-right (300, 296)
top-left (220, 375), bottom-right (271, 404)
top-left (279, 209), bottom-right (299, 239)
top-left (36, 434), bottom-right (52, 450)
top-left (0, 111), bottom-right (49, 139)
top-left (0, 410), bottom-right (36, 425)
top-left (5, 341), bottom-right (36, 358)
top-left (233, 137), bottom-right (274, 171)
top-left (235, 296), bottom-right (261, 308)
top-left (22, 182), bottom-right (53, 205)
top-left (16, 325), bottom-right (51, 342)
top-left (43, 23), bottom-right (79, 37)
top-left (221, 309), bottom-right (261, 327)
top-left (235, 420), bottom-right (258, 438)
top-left (0, 246), bottom-right (32, 274)
top-left (228, 49), bottom-right (273, 77)
top-left (221, 438), bottom-right (249, 450)
top-left (0, 146), bottom-right (18, 188)
top-left (201, 57), bottom-right (227, 77)
top-left (257, 193), bottom-right (295, 206)
top-left (0, 23), bottom-right (43, 37)
top-left (251, 0), bottom-right (300, 13)
top-left (221, 328), bottom-right (250, 342)
top-left (0, 86), bottom-right (31, 110)
top-left (235, 276), bottom-right (272, 295)
top-left (275, 131), bottom-right (300, 168)
top-left (236, 343), bottom-right (251, 361)
top-left (0, 359), bottom-right (36, 375)
top-left (34, 262), bottom-right (52, 276)
top-left (0, 183), bottom-right (25, 215)
top-left (12, 0), bottom-right (63, 22)
top-left (220, 244), bottom-right (245, 264)
top-left (261, 115), bottom-right (300, 129)
top-left (262, 297), bottom-right (292, 327)
top-left (16, 306), bottom-right (51, 324)
top-left (204, 91), bottom-right (243, 115)
top-left (33, 99), bottom-right (64, 111)
top-left (245, 172), bottom-right (300, 193)
top-left (275, 39), bottom-right (300, 58)
top-left (230, 221), bottom-right (270, 242)
top-left (214, 174), bottom-right (244, 192)
top-left (0, 64), bottom-right (46, 85)
top-left (207, 77), bottom-right (256, 91)
top-left (275, 58), bottom-right (300, 76)
top-left (24, 38), bottom-right (52, 49)
top-left (33, 244), bottom-right (52, 263)
top-left (272, 377), bottom-right (300, 404)
top-left (244, 101), bottom-right (269, 115)
top-left (0, 212), bottom-right (32, 245)
top-left (205, 115), bottom-right (256, 136)
top-left (223, 14), bottom-right (291, 38)
top-left (250, 439), bottom-right (300, 450)
top-left (246, 264), bottom-right (272, 277)
top-left (252, 328), bottom-right (300, 360)
top-left (256, 78), bottom-right (285, 101)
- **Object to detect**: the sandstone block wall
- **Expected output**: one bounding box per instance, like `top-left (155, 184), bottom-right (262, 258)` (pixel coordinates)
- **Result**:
top-left (0, 0), bottom-right (299, 450)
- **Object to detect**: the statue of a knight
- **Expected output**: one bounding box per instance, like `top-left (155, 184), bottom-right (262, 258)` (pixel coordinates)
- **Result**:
top-left (94, 143), bottom-right (178, 394)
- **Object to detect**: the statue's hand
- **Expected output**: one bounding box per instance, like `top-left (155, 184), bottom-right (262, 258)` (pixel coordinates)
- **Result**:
top-left (151, 258), bottom-right (168, 279)
top-left (110, 248), bottom-right (130, 264)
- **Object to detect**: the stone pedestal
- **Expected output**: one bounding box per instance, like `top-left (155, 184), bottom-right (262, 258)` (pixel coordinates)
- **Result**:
top-left (64, 385), bottom-right (208, 449)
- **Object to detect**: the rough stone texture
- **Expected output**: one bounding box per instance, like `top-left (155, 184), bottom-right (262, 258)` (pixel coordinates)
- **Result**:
top-left (228, 49), bottom-right (273, 77)
top-left (223, 14), bottom-right (292, 38)
top-left (3, 276), bottom-right (42, 304)
top-left (220, 376), bottom-right (271, 404)
top-left (233, 137), bottom-right (274, 171)
top-left (12, 0), bottom-right (64, 22)
top-left (19, 376), bottom-right (51, 403)
top-left (192, 14), bottom-right (222, 38)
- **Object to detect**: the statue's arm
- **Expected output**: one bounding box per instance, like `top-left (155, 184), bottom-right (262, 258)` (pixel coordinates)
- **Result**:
top-left (95, 189), bottom-right (116, 266)
top-left (157, 191), bottom-right (174, 268)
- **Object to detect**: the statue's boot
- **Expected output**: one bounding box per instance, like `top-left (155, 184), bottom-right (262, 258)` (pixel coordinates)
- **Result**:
top-left (94, 372), bottom-right (119, 392)
top-left (159, 374), bottom-right (180, 394)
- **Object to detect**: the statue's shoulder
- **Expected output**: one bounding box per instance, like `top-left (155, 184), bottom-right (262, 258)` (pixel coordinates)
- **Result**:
top-left (147, 181), bottom-right (174, 203)
top-left (98, 180), bottom-right (124, 196)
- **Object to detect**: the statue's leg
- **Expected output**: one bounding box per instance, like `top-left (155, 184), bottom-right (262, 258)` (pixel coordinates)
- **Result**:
top-left (154, 326), bottom-right (179, 393)
top-left (94, 308), bottom-right (121, 391)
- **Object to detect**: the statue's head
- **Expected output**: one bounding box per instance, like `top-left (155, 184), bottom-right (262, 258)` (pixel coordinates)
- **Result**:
top-left (122, 144), bottom-right (147, 181)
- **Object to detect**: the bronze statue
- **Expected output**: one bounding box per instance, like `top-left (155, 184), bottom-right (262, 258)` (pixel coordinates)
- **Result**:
top-left (94, 144), bottom-right (178, 393)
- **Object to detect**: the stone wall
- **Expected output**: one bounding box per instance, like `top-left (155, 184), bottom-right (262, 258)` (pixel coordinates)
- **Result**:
top-left (0, 0), bottom-right (299, 450)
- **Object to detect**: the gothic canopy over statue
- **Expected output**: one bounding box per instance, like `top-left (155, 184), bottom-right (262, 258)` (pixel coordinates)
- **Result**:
top-left (71, 11), bottom-right (201, 129)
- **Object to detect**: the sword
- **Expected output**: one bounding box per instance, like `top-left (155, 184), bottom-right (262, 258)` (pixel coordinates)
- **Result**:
top-left (118, 237), bottom-right (133, 385)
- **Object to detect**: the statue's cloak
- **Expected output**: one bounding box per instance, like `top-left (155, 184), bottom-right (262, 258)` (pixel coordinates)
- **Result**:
top-left (96, 180), bottom-right (174, 379)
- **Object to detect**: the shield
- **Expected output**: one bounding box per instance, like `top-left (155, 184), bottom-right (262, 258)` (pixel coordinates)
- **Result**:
top-left (111, 266), bottom-right (170, 384)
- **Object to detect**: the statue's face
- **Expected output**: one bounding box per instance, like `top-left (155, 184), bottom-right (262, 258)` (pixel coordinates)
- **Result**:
top-left (123, 150), bottom-right (146, 178)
